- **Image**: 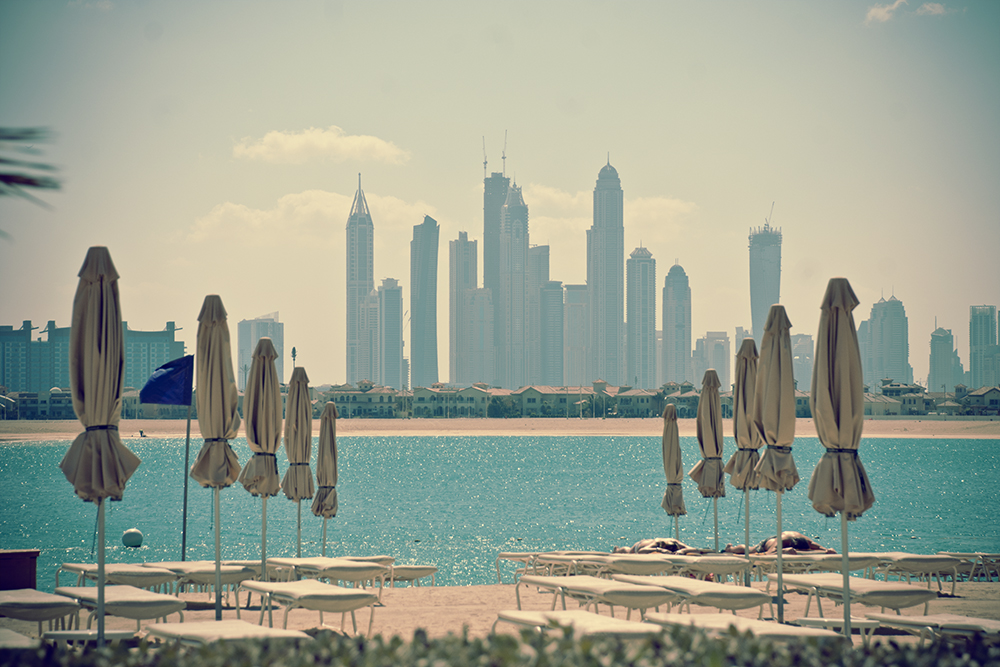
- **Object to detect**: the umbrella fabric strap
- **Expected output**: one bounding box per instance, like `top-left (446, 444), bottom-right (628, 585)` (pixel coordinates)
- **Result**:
top-left (204, 438), bottom-right (228, 443)
top-left (826, 448), bottom-right (858, 455)
top-left (767, 445), bottom-right (792, 453)
top-left (666, 483), bottom-right (681, 486)
top-left (253, 453), bottom-right (276, 456)
top-left (736, 448), bottom-right (756, 452)
top-left (85, 425), bottom-right (118, 431)
top-left (704, 457), bottom-right (722, 460)
top-left (317, 485), bottom-right (335, 489)
top-left (289, 462), bottom-right (309, 466)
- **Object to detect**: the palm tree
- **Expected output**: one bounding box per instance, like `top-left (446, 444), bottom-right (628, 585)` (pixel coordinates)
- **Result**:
top-left (1, 127), bottom-right (61, 239)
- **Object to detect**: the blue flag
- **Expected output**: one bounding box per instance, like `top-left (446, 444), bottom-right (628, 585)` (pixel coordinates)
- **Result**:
top-left (140, 355), bottom-right (194, 406)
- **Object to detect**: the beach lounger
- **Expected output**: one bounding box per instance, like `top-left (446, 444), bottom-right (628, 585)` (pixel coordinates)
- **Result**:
top-left (678, 556), bottom-right (752, 583)
top-left (873, 553), bottom-right (961, 595)
top-left (516, 574), bottom-right (680, 619)
top-left (496, 552), bottom-right (540, 583)
top-left (0, 588), bottom-right (80, 635)
top-left (390, 565), bottom-right (437, 587)
top-left (268, 556), bottom-right (389, 598)
top-left (236, 580), bottom-right (378, 634)
top-left (611, 575), bottom-right (772, 615)
top-left (866, 612), bottom-right (1000, 646)
top-left (938, 552), bottom-right (1000, 582)
top-left (144, 619), bottom-right (309, 645)
top-left (576, 554), bottom-right (681, 577)
top-left (645, 612), bottom-right (841, 642)
top-left (142, 560), bottom-right (256, 594)
top-left (55, 585), bottom-right (185, 631)
top-left (492, 609), bottom-right (662, 637)
top-left (750, 554), bottom-right (882, 589)
top-left (57, 563), bottom-right (179, 592)
top-left (772, 573), bottom-right (938, 617)
top-left (793, 616), bottom-right (880, 647)
top-left (0, 627), bottom-right (40, 649)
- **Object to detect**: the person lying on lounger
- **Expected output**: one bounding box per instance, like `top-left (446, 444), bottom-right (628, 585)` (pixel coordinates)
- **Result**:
top-left (613, 537), bottom-right (712, 555)
top-left (724, 531), bottom-right (836, 555)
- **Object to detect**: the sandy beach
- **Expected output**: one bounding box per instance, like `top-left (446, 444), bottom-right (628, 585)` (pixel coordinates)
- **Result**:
top-left (2, 416), bottom-right (999, 442)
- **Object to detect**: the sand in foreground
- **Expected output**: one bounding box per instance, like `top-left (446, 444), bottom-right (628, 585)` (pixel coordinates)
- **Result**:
top-left (2, 417), bottom-right (999, 442)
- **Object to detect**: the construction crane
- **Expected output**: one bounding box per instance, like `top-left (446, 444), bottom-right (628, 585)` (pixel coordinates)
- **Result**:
top-left (482, 137), bottom-right (488, 179)
top-left (765, 201), bottom-right (775, 226)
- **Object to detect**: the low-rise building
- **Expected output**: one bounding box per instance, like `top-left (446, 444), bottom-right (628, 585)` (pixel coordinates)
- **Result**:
top-left (7, 388), bottom-right (75, 420)
top-left (960, 386), bottom-right (1000, 415)
top-left (863, 393), bottom-right (901, 416)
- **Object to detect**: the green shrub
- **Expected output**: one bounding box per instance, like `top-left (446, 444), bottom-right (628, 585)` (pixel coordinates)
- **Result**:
top-left (2, 625), bottom-right (998, 667)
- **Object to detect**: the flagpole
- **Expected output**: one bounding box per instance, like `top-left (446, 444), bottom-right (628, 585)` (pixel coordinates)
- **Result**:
top-left (182, 399), bottom-right (192, 561)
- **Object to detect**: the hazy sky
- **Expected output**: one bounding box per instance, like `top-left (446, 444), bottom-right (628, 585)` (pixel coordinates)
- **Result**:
top-left (2, 0), bottom-right (998, 389)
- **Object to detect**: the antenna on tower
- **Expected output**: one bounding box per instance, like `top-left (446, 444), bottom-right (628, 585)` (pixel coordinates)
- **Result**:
top-left (502, 130), bottom-right (507, 177)
top-left (482, 137), bottom-right (487, 179)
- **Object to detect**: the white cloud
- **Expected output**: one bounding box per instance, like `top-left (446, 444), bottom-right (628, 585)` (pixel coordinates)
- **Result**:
top-left (233, 125), bottom-right (411, 165)
top-left (916, 2), bottom-right (947, 15)
top-left (865, 0), bottom-right (907, 24)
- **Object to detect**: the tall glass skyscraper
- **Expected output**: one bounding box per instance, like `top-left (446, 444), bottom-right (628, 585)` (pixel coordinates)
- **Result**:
top-left (626, 246), bottom-right (656, 389)
top-left (928, 326), bottom-right (963, 393)
top-left (379, 278), bottom-right (404, 391)
top-left (858, 296), bottom-right (913, 386)
top-left (748, 223), bottom-right (781, 346)
top-left (237, 313), bottom-right (283, 389)
top-left (970, 305), bottom-right (998, 389)
top-left (449, 231), bottom-right (477, 385)
top-left (661, 263), bottom-right (692, 384)
top-left (346, 174), bottom-right (374, 385)
top-left (498, 184), bottom-right (529, 389)
top-left (587, 161), bottom-right (624, 385)
top-left (483, 171), bottom-right (509, 301)
top-left (410, 215), bottom-right (439, 389)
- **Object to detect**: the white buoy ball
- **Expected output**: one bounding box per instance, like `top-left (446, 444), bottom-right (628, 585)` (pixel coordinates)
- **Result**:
top-left (122, 528), bottom-right (143, 548)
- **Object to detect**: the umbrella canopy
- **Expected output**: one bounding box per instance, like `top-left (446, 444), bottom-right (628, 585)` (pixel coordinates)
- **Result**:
top-left (238, 337), bottom-right (283, 497)
top-left (753, 305), bottom-right (799, 491)
top-left (688, 369), bottom-right (725, 498)
top-left (58, 246), bottom-right (141, 646)
top-left (281, 367), bottom-right (314, 502)
top-left (190, 295), bottom-right (242, 488)
top-left (312, 401), bottom-right (340, 519)
top-left (808, 278), bottom-right (875, 519)
top-left (60, 246), bottom-right (141, 502)
top-left (660, 404), bottom-right (686, 517)
top-left (724, 338), bottom-right (763, 491)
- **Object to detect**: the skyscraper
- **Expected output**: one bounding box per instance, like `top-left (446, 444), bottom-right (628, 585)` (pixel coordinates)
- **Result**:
top-left (692, 331), bottom-right (731, 389)
top-left (483, 171), bottom-right (509, 301)
top-left (410, 215), bottom-right (439, 389)
top-left (626, 246), bottom-right (656, 389)
top-left (465, 288), bottom-right (495, 386)
top-left (379, 278), bottom-right (404, 390)
top-left (526, 244), bottom-right (550, 385)
top-left (563, 284), bottom-right (589, 386)
top-left (587, 161), bottom-right (624, 385)
top-left (449, 231), bottom-right (477, 385)
top-left (237, 313), bottom-right (283, 389)
top-left (858, 296), bottom-right (913, 386)
top-left (358, 289), bottom-right (380, 383)
top-left (749, 223), bottom-right (781, 346)
top-left (789, 333), bottom-right (814, 391)
top-left (497, 184), bottom-right (529, 389)
top-left (928, 326), bottom-right (964, 393)
top-left (539, 280), bottom-right (564, 386)
top-left (346, 174), bottom-right (374, 385)
top-left (970, 305), bottom-right (999, 389)
top-left (662, 263), bottom-right (692, 384)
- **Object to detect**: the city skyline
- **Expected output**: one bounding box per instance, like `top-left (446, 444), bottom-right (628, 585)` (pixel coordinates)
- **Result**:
top-left (2, 2), bottom-right (998, 388)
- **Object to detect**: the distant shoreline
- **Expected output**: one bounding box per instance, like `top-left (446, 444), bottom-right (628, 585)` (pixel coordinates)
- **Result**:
top-left (2, 416), bottom-right (998, 442)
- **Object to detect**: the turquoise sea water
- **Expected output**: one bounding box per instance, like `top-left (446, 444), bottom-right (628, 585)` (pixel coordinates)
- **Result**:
top-left (2, 432), bottom-right (998, 592)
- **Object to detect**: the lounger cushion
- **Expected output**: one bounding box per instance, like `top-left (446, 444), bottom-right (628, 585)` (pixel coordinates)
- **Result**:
top-left (240, 580), bottom-right (377, 612)
top-left (0, 589), bottom-right (80, 622)
top-left (646, 612), bottom-right (839, 640)
top-left (496, 609), bottom-right (661, 637)
top-left (145, 619), bottom-right (309, 643)
top-left (55, 585), bottom-right (186, 620)
top-left (612, 575), bottom-right (770, 611)
top-left (776, 573), bottom-right (938, 610)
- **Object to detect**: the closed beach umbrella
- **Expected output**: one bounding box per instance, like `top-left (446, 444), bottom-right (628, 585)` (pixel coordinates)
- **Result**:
top-left (752, 303), bottom-right (798, 623)
top-left (281, 366), bottom-right (314, 557)
top-left (688, 369), bottom-right (725, 551)
top-left (59, 246), bottom-right (141, 645)
top-left (238, 337), bottom-right (283, 582)
top-left (724, 337), bottom-right (762, 580)
top-left (312, 401), bottom-right (339, 556)
top-left (660, 404), bottom-right (686, 539)
top-left (808, 277), bottom-right (875, 639)
top-left (189, 294), bottom-right (242, 620)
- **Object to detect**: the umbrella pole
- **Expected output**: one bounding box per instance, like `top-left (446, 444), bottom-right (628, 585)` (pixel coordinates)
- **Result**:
top-left (674, 515), bottom-right (679, 541)
top-left (713, 497), bottom-right (719, 552)
top-left (776, 490), bottom-right (784, 624)
top-left (842, 510), bottom-right (852, 640)
top-left (97, 499), bottom-right (105, 647)
top-left (744, 490), bottom-right (751, 586)
top-left (297, 500), bottom-right (302, 558)
top-left (322, 517), bottom-right (328, 557)
top-left (181, 402), bottom-right (192, 561)
top-left (261, 496), bottom-right (268, 583)
top-left (214, 488), bottom-right (222, 620)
